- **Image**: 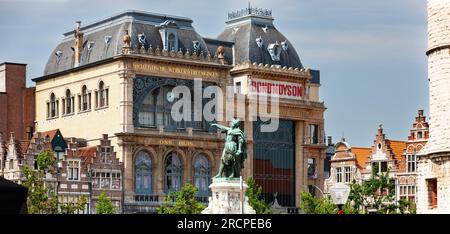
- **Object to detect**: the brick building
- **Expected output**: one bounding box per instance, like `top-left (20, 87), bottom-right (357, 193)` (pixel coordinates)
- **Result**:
top-left (325, 110), bottom-right (429, 211)
top-left (0, 62), bottom-right (35, 141)
top-left (0, 130), bottom-right (123, 214)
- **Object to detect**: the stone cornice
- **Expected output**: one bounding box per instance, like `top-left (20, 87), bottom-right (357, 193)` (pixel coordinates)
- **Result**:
top-left (230, 60), bottom-right (311, 80)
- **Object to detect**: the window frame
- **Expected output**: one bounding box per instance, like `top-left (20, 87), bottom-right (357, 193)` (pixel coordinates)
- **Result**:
top-left (67, 160), bottom-right (81, 181)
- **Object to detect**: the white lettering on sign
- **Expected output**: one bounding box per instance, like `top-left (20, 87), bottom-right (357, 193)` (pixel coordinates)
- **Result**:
top-left (249, 79), bottom-right (303, 100)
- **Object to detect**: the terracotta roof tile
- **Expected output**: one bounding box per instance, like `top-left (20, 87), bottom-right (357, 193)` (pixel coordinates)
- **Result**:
top-left (78, 146), bottom-right (97, 164)
top-left (352, 147), bottom-right (371, 171)
top-left (389, 140), bottom-right (406, 164)
top-left (40, 129), bottom-right (59, 140)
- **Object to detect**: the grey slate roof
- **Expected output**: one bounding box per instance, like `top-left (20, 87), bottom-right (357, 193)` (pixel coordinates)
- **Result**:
top-left (217, 15), bottom-right (303, 68)
top-left (43, 9), bottom-right (308, 78)
top-left (43, 10), bottom-right (210, 76)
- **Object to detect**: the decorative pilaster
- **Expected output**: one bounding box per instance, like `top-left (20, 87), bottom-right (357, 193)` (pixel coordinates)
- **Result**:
top-left (295, 121), bottom-right (305, 207)
top-left (119, 68), bottom-right (135, 133)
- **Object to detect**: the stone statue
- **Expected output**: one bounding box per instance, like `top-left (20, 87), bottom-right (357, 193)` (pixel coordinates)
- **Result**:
top-left (211, 119), bottom-right (247, 178)
top-left (216, 46), bottom-right (225, 58)
top-left (123, 30), bottom-right (131, 48)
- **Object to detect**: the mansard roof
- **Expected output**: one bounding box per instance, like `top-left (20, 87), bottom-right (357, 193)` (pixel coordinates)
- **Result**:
top-left (42, 10), bottom-right (210, 76)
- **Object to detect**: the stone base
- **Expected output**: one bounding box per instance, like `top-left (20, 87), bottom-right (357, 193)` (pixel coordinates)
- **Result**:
top-left (202, 178), bottom-right (256, 214)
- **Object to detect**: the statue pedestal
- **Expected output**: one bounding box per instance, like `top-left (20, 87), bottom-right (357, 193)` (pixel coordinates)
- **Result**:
top-left (202, 178), bottom-right (256, 214)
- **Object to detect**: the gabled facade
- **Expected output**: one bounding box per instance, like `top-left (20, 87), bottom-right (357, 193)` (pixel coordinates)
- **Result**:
top-left (360, 125), bottom-right (406, 181)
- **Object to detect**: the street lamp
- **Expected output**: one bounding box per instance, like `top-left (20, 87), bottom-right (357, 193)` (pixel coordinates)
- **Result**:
top-left (329, 183), bottom-right (350, 214)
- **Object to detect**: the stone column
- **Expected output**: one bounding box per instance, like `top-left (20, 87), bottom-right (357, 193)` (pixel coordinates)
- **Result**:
top-left (122, 143), bottom-right (134, 202)
top-left (154, 147), bottom-right (165, 199)
top-left (316, 149), bottom-right (325, 197)
top-left (295, 121), bottom-right (305, 207)
top-left (118, 68), bottom-right (135, 134)
top-left (184, 148), bottom-right (193, 185)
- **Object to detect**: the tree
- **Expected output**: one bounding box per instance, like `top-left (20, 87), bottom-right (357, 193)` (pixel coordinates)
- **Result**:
top-left (245, 177), bottom-right (272, 214)
top-left (347, 170), bottom-right (412, 214)
top-left (96, 191), bottom-right (116, 214)
top-left (22, 150), bottom-right (87, 214)
top-left (157, 183), bottom-right (206, 214)
top-left (300, 192), bottom-right (336, 214)
top-left (299, 192), bottom-right (358, 214)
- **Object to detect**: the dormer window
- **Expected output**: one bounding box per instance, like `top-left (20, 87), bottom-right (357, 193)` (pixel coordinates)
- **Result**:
top-left (168, 34), bottom-right (176, 51)
top-left (267, 42), bottom-right (281, 61)
top-left (158, 20), bottom-right (179, 52)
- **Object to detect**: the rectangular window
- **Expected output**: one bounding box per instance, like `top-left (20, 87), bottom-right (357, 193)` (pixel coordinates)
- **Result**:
top-left (307, 158), bottom-right (316, 178)
top-left (101, 146), bottom-right (111, 163)
top-left (78, 95), bottom-right (81, 111)
top-left (336, 167), bottom-right (342, 183)
top-left (95, 91), bottom-right (99, 108)
top-left (9, 160), bottom-right (13, 170)
top-left (380, 161), bottom-right (388, 172)
top-left (417, 131), bottom-right (423, 139)
top-left (71, 97), bottom-right (75, 113)
top-left (344, 167), bottom-right (352, 183)
top-left (400, 185), bottom-right (416, 208)
top-left (46, 102), bottom-right (50, 118)
top-left (62, 98), bottom-right (66, 115)
top-left (235, 82), bottom-right (241, 94)
top-left (427, 179), bottom-right (438, 209)
top-left (67, 160), bottom-right (80, 181)
top-left (407, 155), bottom-right (417, 173)
top-left (88, 93), bottom-right (92, 110)
top-left (309, 124), bottom-right (319, 144)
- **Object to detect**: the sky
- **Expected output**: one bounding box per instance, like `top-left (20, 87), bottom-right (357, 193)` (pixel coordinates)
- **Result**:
top-left (0, 0), bottom-right (428, 147)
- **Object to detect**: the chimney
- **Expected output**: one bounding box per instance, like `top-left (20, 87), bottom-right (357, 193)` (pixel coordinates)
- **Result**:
top-left (26, 126), bottom-right (33, 140)
top-left (418, 109), bottom-right (424, 117)
top-left (74, 21), bottom-right (84, 67)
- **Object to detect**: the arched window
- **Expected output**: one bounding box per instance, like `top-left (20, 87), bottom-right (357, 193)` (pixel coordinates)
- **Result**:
top-left (138, 86), bottom-right (177, 129)
top-left (193, 154), bottom-right (210, 197)
top-left (80, 85), bottom-right (90, 111)
top-left (168, 33), bottom-right (176, 52)
top-left (135, 151), bottom-right (152, 195)
top-left (98, 81), bottom-right (108, 108)
top-left (165, 152), bottom-right (182, 193)
top-left (50, 93), bottom-right (57, 117)
top-left (65, 89), bottom-right (72, 114)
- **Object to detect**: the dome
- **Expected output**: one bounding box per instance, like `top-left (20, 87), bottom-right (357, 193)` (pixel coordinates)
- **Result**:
top-left (43, 10), bottom-right (210, 76)
top-left (217, 6), bottom-right (303, 68)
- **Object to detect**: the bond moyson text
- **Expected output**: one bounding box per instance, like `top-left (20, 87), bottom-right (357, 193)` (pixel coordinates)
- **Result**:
top-left (249, 79), bottom-right (303, 100)
top-left (169, 78), bottom-right (290, 132)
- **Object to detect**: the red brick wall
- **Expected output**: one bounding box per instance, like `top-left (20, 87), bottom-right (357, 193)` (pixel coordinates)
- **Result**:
top-left (0, 63), bottom-right (33, 140)
top-left (0, 93), bottom-right (7, 135)
top-left (23, 87), bottom-right (35, 139)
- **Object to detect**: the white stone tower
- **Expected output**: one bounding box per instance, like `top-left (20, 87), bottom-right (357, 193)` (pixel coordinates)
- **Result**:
top-left (417, 0), bottom-right (450, 214)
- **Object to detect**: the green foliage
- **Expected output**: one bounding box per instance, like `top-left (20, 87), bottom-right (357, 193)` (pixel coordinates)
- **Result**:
top-left (300, 192), bottom-right (337, 214)
top-left (245, 177), bottom-right (272, 214)
top-left (96, 192), bottom-right (116, 214)
top-left (23, 151), bottom-right (86, 214)
top-left (347, 171), bottom-right (414, 214)
top-left (59, 195), bottom-right (88, 214)
top-left (157, 183), bottom-right (206, 214)
top-left (37, 150), bottom-right (56, 172)
top-left (23, 166), bottom-right (59, 214)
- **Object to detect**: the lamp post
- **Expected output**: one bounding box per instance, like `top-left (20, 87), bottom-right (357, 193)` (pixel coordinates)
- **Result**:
top-left (329, 183), bottom-right (350, 215)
